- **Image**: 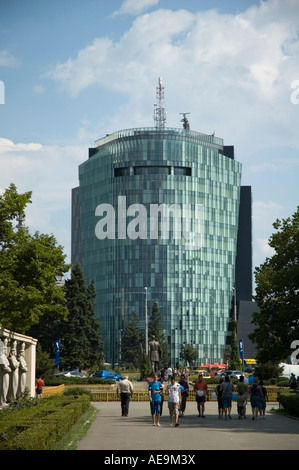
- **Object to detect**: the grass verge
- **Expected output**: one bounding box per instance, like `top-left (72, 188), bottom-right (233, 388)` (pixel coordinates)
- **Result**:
top-left (53, 404), bottom-right (98, 450)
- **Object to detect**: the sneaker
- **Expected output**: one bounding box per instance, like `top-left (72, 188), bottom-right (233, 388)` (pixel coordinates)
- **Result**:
top-left (175, 423), bottom-right (180, 427)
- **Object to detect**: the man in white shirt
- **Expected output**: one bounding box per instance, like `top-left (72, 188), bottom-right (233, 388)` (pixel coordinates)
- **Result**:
top-left (167, 376), bottom-right (181, 427)
top-left (117, 376), bottom-right (134, 417)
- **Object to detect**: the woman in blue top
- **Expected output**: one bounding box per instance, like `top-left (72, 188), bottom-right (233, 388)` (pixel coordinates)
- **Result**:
top-left (148, 374), bottom-right (163, 426)
top-left (249, 377), bottom-right (263, 420)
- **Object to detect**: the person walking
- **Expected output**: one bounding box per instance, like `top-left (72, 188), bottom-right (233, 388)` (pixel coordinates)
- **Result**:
top-left (216, 377), bottom-right (224, 419)
top-left (157, 374), bottom-right (165, 416)
top-left (178, 373), bottom-right (189, 417)
top-left (36, 377), bottom-right (44, 398)
top-left (259, 380), bottom-right (268, 419)
top-left (290, 373), bottom-right (297, 390)
top-left (236, 391), bottom-right (246, 419)
top-left (236, 375), bottom-right (249, 418)
top-left (249, 377), bottom-right (263, 420)
top-left (221, 375), bottom-right (234, 419)
top-left (167, 376), bottom-right (181, 427)
top-left (148, 374), bottom-right (163, 426)
top-left (193, 373), bottom-right (208, 418)
top-left (182, 366), bottom-right (189, 381)
top-left (167, 365), bottom-right (173, 382)
top-left (116, 375), bottom-right (134, 417)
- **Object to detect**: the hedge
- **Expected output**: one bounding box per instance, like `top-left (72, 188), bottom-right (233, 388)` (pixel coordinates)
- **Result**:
top-left (0, 393), bottom-right (91, 450)
top-left (278, 391), bottom-right (299, 418)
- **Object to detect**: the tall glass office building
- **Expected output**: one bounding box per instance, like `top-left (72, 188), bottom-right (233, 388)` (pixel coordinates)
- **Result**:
top-left (72, 126), bottom-right (242, 365)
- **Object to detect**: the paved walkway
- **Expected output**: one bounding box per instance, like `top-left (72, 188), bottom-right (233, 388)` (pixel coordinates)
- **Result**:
top-left (76, 400), bottom-right (299, 451)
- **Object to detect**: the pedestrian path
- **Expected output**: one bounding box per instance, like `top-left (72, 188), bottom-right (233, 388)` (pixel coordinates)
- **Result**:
top-left (76, 400), bottom-right (299, 451)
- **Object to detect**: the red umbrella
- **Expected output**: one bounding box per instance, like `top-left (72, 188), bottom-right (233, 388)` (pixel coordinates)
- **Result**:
top-left (200, 364), bottom-right (210, 369)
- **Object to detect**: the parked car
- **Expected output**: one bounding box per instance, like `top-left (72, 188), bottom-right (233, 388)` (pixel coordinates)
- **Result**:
top-left (55, 370), bottom-right (86, 378)
top-left (90, 370), bottom-right (124, 381)
top-left (193, 370), bottom-right (211, 378)
top-left (224, 370), bottom-right (243, 379)
top-left (211, 371), bottom-right (226, 378)
top-left (63, 371), bottom-right (86, 378)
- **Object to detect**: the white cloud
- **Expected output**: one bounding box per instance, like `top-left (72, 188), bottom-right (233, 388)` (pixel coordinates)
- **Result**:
top-left (112, 0), bottom-right (160, 16)
top-left (252, 200), bottom-right (284, 233)
top-left (254, 238), bottom-right (275, 270)
top-left (251, 200), bottom-right (284, 270)
top-left (249, 156), bottom-right (299, 173)
top-left (0, 50), bottom-right (20, 67)
top-left (0, 138), bottom-right (86, 262)
top-left (0, 138), bottom-right (42, 153)
top-left (43, 0), bottom-right (299, 155)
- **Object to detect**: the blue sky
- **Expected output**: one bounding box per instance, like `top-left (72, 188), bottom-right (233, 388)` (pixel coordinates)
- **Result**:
top-left (0, 0), bottom-right (298, 285)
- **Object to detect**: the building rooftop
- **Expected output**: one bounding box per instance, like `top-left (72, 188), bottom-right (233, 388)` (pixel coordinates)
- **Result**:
top-left (94, 127), bottom-right (224, 149)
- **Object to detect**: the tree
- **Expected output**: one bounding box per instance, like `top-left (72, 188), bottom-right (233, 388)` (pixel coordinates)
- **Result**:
top-left (228, 319), bottom-right (240, 369)
top-left (0, 183), bottom-right (32, 248)
top-left (0, 184), bottom-right (69, 333)
top-left (35, 343), bottom-right (56, 382)
top-left (180, 344), bottom-right (198, 367)
top-left (249, 207), bottom-right (299, 364)
top-left (148, 301), bottom-right (169, 366)
top-left (58, 264), bottom-right (104, 371)
top-left (140, 352), bottom-right (152, 380)
top-left (121, 313), bottom-right (142, 368)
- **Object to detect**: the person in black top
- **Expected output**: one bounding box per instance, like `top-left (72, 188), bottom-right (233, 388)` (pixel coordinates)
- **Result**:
top-left (216, 377), bottom-right (224, 419)
top-left (178, 374), bottom-right (189, 417)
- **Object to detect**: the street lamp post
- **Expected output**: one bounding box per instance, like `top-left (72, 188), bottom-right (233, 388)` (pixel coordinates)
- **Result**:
top-left (145, 287), bottom-right (148, 355)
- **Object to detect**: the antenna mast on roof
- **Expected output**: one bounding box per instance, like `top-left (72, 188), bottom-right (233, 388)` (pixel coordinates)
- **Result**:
top-left (153, 77), bottom-right (167, 130)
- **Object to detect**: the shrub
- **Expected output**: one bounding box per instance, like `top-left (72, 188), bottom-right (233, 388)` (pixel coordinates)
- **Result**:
top-left (278, 392), bottom-right (299, 417)
top-left (0, 393), bottom-right (91, 450)
top-left (63, 388), bottom-right (91, 397)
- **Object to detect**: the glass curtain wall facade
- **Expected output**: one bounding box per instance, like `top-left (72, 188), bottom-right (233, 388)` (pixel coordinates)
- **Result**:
top-left (72, 127), bottom-right (242, 365)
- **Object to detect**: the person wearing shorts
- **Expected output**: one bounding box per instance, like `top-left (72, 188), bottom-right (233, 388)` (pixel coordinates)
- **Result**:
top-left (193, 373), bottom-right (208, 418)
top-left (221, 375), bottom-right (234, 419)
top-left (148, 374), bottom-right (163, 426)
top-left (167, 376), bottom-right (181, 427)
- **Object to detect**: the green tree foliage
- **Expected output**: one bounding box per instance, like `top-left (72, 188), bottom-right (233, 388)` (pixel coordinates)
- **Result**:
top-left (27, 311), bottom-right (62, 359)
top-left (140, 352), bottom-right (152, 380)
top-left (249, 207), bottom-right (299, 364)
top-left (121, 313), bottom-right (142, 368)
top-left (228, 319), bottom-right (241, 369)
top-left (35, 343), bottom-right (56, 382)
top-left (0, 183), bottom-right (32, 247)
top-left (148, 301), bottom-right (169, 366)
top-left (0, 184), bottom-right (69, 333)
top-left (180, 344), bottom-right (198, 367)
top-left (59, 264), bottom-right (104, 371)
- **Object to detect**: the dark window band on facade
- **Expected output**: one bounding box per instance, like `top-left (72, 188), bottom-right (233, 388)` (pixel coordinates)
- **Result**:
top-left (114, 166), bottom-right (191, 177)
